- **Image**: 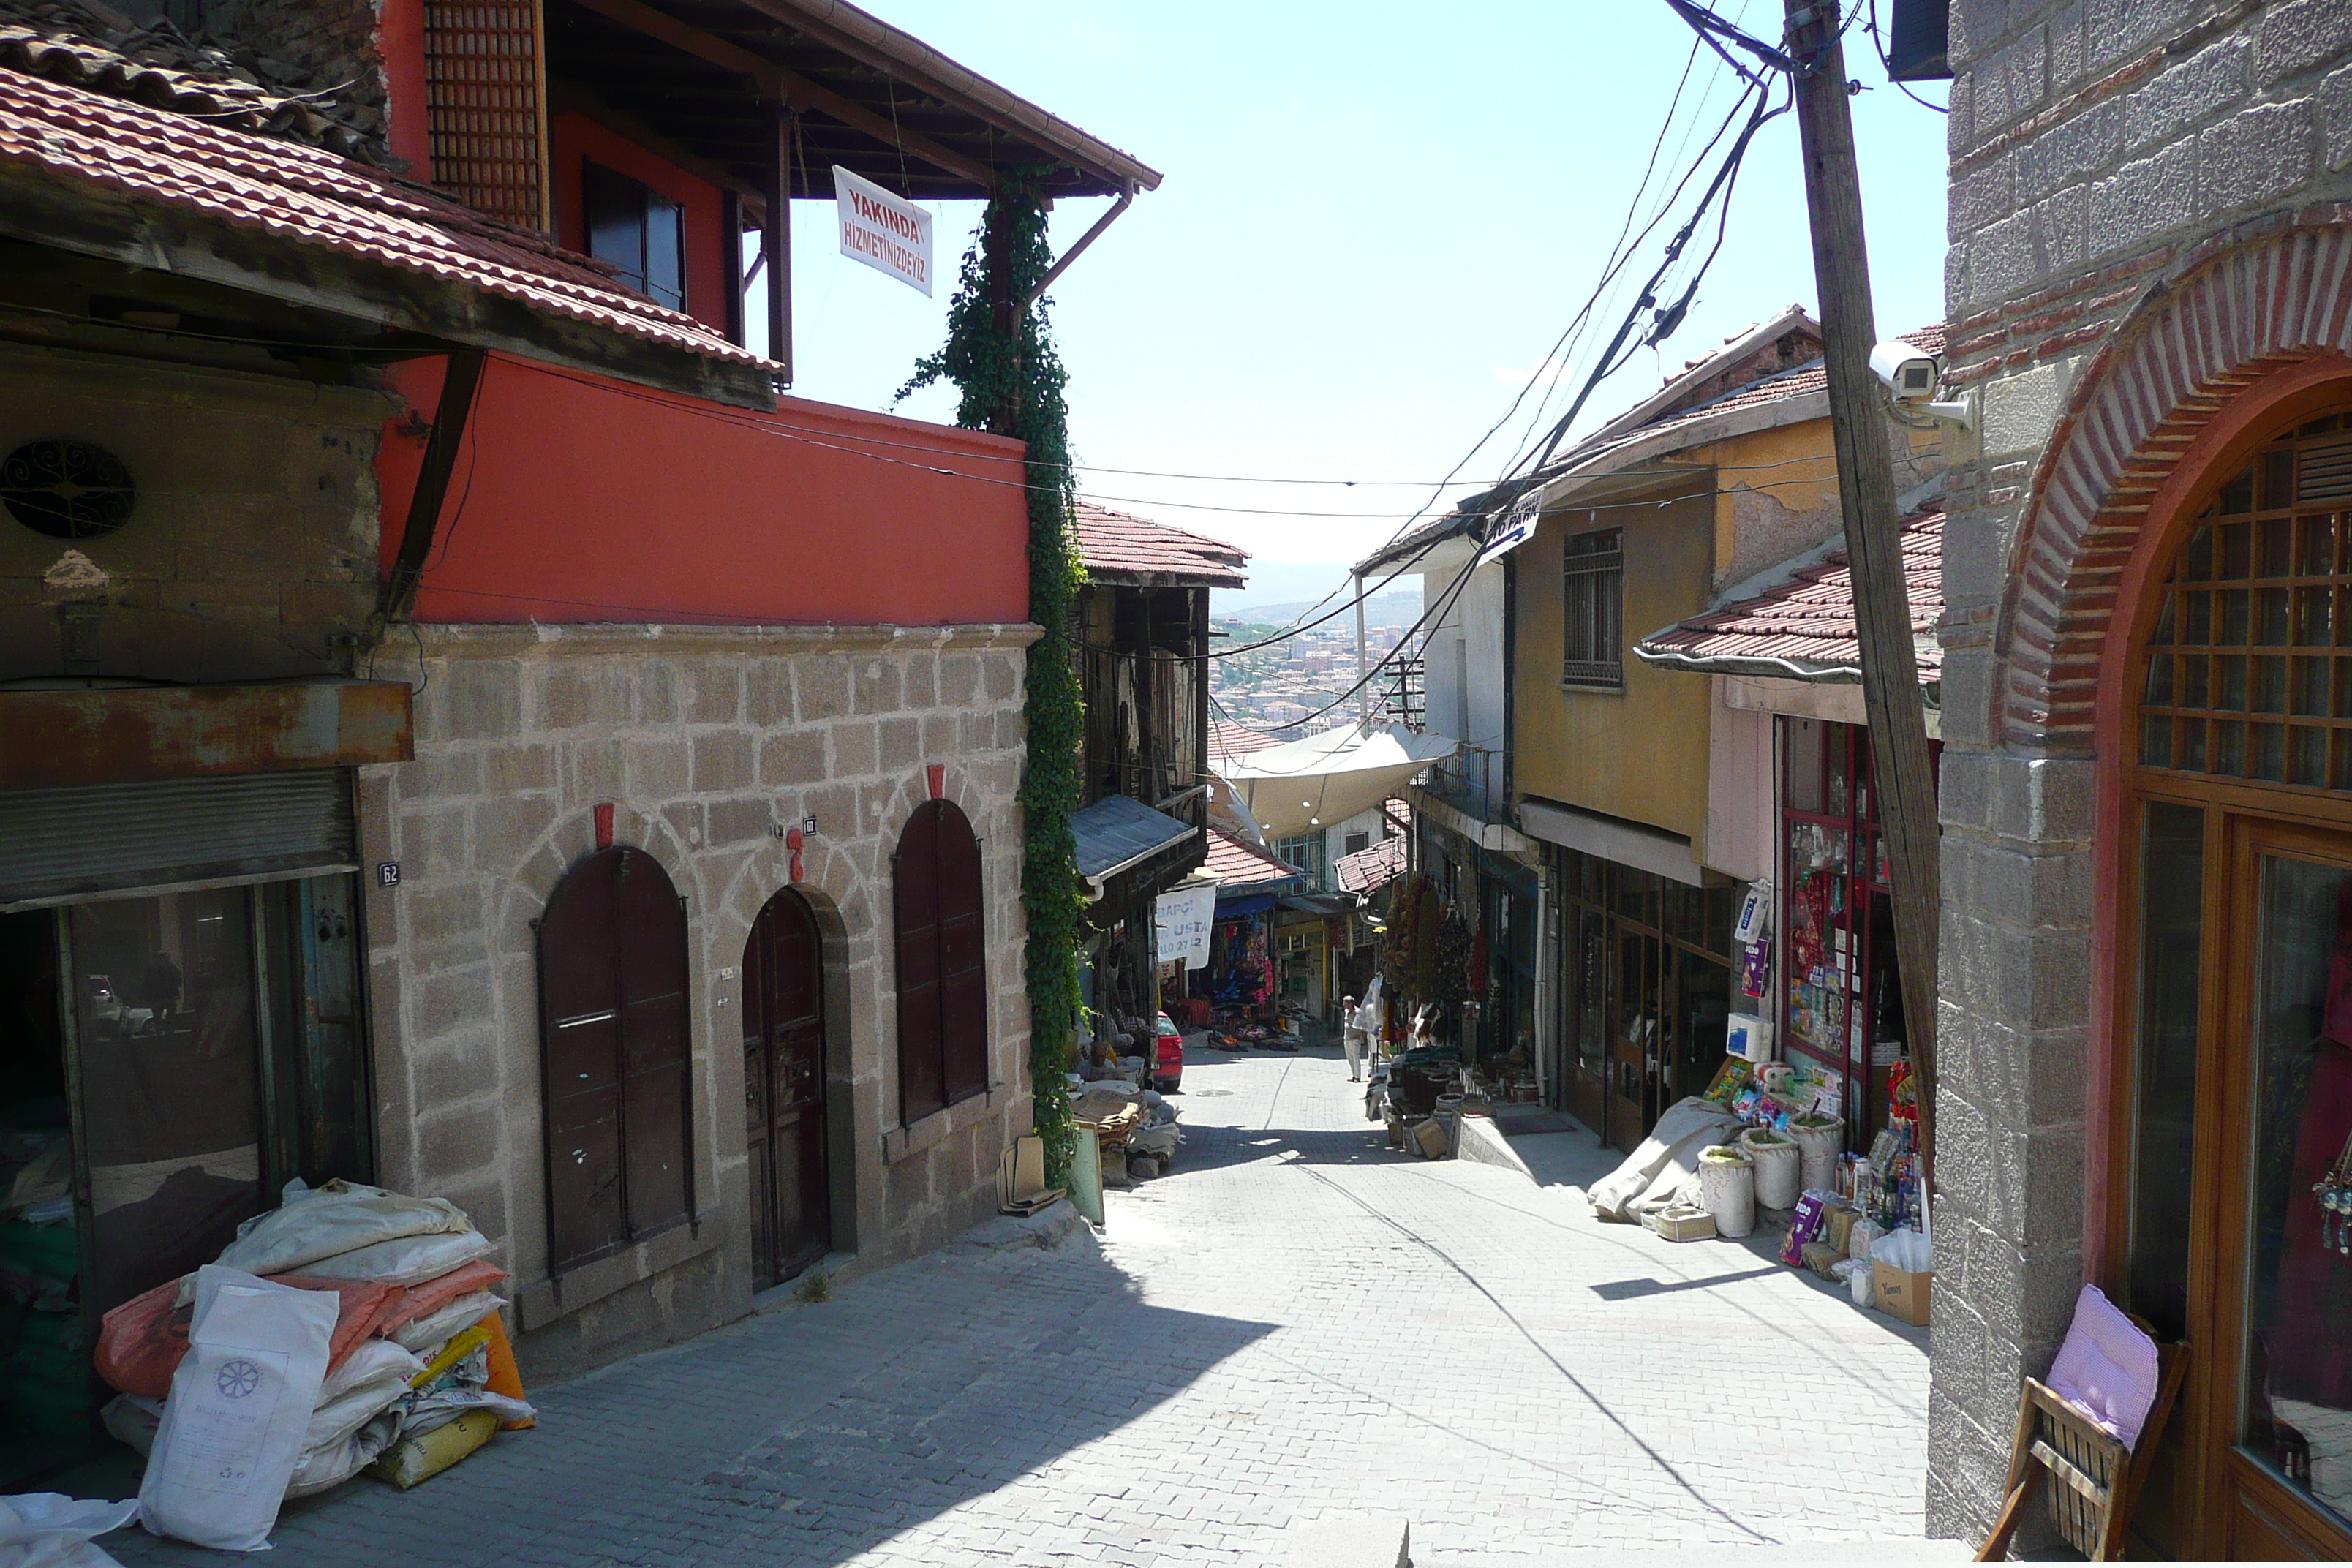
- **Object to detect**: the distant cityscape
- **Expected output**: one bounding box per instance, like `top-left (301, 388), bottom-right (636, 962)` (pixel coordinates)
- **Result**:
top-left (1210, 589), bottom-right (1422, 738)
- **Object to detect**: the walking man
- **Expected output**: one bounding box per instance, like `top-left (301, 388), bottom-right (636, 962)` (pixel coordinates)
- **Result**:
top-left (1342, 993), bottom-right (1368, 1081)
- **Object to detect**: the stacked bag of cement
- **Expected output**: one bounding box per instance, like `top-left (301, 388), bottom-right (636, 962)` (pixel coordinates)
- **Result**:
top-left (94, 1180), bottom-right (534, 1550)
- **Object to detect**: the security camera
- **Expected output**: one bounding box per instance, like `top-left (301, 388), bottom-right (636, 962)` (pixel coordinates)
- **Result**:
top-left (1870, 340), bottom-right (1941, 403)
top-left (1869, 339), bottom-right (1976, 429)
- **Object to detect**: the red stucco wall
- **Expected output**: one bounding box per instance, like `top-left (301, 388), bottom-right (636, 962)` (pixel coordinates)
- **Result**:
top-left (378, 356), bottom-right (1030, 627)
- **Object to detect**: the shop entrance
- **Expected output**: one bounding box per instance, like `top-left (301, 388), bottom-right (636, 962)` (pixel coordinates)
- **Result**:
top-left (0, 874), bottom-right (367, 1486)
top-left (2115, 407), bottom-right (2352, 1557)
top-left (742, 888), bottom-right (829, 1292)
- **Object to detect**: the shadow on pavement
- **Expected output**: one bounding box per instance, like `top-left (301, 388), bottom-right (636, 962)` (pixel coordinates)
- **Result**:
top-left (107, 1226), bottom-right (1278, 1568)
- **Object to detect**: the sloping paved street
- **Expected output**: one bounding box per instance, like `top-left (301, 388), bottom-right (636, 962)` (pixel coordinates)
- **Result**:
top-left (113, 1048), bottom-right (1948, 1566)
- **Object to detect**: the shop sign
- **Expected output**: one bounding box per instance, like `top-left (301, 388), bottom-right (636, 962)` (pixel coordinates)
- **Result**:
top-left (1154, 883), bottom-right (1216, 970)
top-left (833, 165), bottom-right (933, 296)
top-left (1473, 488), bottom-right (1545, 569)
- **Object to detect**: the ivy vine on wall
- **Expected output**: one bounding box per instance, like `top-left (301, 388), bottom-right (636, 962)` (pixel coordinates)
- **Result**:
top-left (899, 175), bottom-right (1084, 1188)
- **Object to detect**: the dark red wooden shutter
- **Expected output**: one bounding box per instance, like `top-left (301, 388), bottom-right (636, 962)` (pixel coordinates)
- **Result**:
top-left (617, 848), bottom-right (691, 1235)
top-left (538, 850), bottom-right (625, 1271)
top-left (895, 804), bottom-right (946, 1123)
top-left (538, 845), bottom-right (693, 1273)
top-left (935, 806), bottom-right (987, 1104)
top-left (894, 800), bottom-right (987, 1122)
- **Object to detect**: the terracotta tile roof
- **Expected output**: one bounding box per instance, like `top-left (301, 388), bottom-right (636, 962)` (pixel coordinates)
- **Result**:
top-left (1207, 720), bottom-right (1280, 761)
top-left (1202, 829), bottom-right (1300, 886)
top-left (1360, 325), bottom-right (1948, 574)
top-left (1634, 510), bottom-right (1945, 683)
top-left (1074, 501), bottom-right (1249, 587)
top-left (0, 64), bottom-right (766, 371)
top-left (0, 0), bottom-right (383, 160)
top-left (1334, 832), bottom-right (1406, 894)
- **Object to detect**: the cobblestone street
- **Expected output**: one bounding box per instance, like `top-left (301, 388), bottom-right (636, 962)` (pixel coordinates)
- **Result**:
top-left (113, 1048), bottom-right (1951, 1567)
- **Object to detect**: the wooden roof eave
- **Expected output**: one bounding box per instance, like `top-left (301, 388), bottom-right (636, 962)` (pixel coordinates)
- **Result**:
top-left (0, 162), bottom-right (778, 410)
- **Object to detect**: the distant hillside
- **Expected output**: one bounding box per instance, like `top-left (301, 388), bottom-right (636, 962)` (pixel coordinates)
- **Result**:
top-left (1215, 589), bottom-right (1420, 628)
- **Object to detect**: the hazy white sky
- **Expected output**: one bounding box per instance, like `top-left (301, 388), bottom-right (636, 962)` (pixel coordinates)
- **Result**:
top-left (769, 2), bottom-right (1951, 601)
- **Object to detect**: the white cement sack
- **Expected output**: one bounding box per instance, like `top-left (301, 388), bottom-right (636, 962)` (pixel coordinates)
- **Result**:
top-left (403, 1386), bottom-right (533, 1441)
top-left (0, 1492), bottom-right (138, 1568)
top-left (210, 1180), bottom-right (472, 1283)
top-left (306, 1339), bottom-right (423, 1453)
top-left (100, 1395), bottom-right (164, 1457)
top-left (284, 1408), bottom-right (403, 1501)
top-left (140, 1266), bottom-right (337, 1551)
top-left (390, 1291), bottom-right (505, 1354)
top-left (284, 1228), bottom-right (493, 1288)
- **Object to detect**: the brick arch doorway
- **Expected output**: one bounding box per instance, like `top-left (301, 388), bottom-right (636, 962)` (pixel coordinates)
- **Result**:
top-left (743, 886), bottom-right (830, 1289)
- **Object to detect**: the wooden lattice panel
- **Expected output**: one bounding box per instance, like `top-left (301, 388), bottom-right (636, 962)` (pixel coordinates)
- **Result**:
top-left (423, 1), bottom-right (550, 231)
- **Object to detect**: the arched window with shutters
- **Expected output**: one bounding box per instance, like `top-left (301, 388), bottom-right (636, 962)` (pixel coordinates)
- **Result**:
top-left (536, 845), bottom-right (694, 1274)
top-left (894, 799), bottom-right (987, 1124)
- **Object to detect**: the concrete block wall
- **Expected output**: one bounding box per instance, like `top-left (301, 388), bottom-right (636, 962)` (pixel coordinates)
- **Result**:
top-left (359, 621), bottom-right (1038, 1381)
top-left (1932, 0), bottom-right (2352, 1541)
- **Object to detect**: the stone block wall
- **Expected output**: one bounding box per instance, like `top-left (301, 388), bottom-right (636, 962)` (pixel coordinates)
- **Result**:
top-left (1931, 0), bottom-right (2352, 1541)
top-left (0, 346), bottom-right (385, 683)
top-left (358, 621), bottom-right (1037, 1381)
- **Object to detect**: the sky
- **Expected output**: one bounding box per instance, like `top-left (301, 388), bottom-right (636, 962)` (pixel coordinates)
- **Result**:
top-left (763, 2), bottom-right (1952, 611)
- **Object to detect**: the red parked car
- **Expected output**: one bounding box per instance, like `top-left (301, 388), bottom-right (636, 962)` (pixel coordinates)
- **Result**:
top-left (1152, 1013), bottom-right (1184, 1093)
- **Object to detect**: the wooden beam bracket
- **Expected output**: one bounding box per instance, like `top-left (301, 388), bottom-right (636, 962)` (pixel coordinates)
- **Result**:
top-left (376, 347), bottom-right (486, 630)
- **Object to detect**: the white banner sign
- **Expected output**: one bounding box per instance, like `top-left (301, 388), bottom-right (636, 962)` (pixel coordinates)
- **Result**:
top-left (1154, 883), bottom-right (1217, 971)
top-left (1474, 487), bottom-right (1545, 569)
top-left (832, 165), bottom-right (934, 296)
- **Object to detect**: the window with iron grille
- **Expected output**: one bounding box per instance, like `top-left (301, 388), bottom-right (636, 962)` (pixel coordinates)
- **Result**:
top-left (584, 162), bottom-right (686, 313)
top-left (895, 800), bottom-right (988, 1124)
top-left (1562, 528), bottom-right (1624, 689)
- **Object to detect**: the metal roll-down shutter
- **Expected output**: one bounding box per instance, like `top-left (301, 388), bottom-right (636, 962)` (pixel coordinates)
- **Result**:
top-left (0, 768), bottom-right (357, 910)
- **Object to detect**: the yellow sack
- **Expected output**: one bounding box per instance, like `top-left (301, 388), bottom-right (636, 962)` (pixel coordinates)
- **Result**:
top-left (371, 1409), bottom-right (497, 1490)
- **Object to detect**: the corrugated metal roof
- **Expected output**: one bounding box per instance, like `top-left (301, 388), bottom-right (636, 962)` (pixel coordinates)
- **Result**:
top-left (0, 63), bottom-right (767, 372)
top-left (1633, 510), bottom-right (1945, 683)
top-left (1075, 501), bottom-right (1249, 588)
top-left (1071, 792), bottom-right (1195, 883)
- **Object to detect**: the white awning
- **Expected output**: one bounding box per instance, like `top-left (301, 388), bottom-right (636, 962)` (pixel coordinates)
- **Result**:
top-left (1215, 723), bottom-right (1458, 842)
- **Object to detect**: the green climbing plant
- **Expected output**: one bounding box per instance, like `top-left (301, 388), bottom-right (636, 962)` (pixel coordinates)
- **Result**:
top-left (899, 175), bottom-right (1085, 1189)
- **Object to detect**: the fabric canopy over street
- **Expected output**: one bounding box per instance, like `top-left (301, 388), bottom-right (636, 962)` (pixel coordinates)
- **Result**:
top-left (1071, 793), bottom-right (1196, 889)
top-left (1215, 723), bottom-right (1457, 842)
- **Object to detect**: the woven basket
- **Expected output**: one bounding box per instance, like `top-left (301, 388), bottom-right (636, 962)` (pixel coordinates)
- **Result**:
top-left (1739, 1128), bottom-right (1802, 1210)
top-left (1697, 1147), bottom-right (1756, 1238)
top-left (1790, 1115), bottom-right (1844, 1194)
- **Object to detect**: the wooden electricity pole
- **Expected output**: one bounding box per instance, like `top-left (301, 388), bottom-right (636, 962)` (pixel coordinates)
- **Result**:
top-left (1782, 0), bottom-right (1940, 1174)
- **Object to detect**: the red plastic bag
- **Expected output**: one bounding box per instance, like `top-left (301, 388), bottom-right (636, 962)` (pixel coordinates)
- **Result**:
top-left (375, 1259), bottom-right (510, 1338)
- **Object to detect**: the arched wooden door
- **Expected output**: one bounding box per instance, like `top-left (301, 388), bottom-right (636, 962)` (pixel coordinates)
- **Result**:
top-left (743, 888), bottom-right (829, 1289)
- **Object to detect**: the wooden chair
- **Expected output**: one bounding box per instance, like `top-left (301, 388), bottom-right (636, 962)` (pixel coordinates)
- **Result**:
top-left (1975, 1336), bottom-right (2188, 1561)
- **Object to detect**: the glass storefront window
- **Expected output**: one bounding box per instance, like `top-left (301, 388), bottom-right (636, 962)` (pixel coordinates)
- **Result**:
top-left (2243, 851), bottom-right (2352, 1520)
top-left (69, 889), bottom-right (266, 1312)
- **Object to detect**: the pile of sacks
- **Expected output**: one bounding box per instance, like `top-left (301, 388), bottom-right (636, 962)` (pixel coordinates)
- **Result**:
top-left (94, 1180), bottom-right (532, 1550)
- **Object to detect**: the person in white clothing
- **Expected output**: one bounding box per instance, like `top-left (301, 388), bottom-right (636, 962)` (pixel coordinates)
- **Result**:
top-left (1341, 993), bottom-right (1368, 1081)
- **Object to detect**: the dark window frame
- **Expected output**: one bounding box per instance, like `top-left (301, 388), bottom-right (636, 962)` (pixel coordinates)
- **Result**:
top-left (1562, 527), bottom-right (1625, 690)
top-left (894, 799), bottom-right (989, 1126)
top-left (582, 159), bottom-right (686, 313)
top-left (535, 845), bottom-right (696, 1276)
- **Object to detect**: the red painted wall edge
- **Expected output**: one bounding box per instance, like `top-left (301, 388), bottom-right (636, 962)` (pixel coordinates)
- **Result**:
top-left (377, 355), bottom-right (1030, 627)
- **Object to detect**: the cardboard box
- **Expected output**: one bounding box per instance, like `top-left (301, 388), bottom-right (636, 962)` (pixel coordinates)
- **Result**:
top-left (1651, 1205), bottom-right (1716, 1242)
top-left (1873, 1259), bottom-right (1932, 1325)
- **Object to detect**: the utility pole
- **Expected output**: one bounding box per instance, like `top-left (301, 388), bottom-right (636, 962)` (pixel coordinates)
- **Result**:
top-left (1782, 0), bottom-right (1940, 1174)
top-left (1354, 572), bottom-right (1371, 727)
